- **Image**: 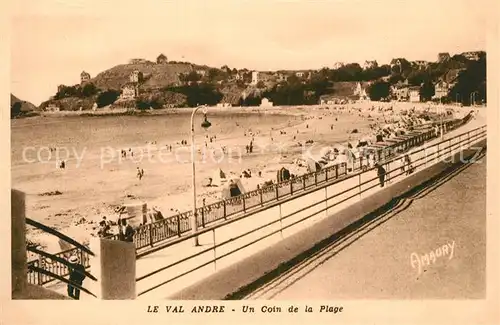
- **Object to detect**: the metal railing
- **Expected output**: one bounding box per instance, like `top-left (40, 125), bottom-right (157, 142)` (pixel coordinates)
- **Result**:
top-left (24, 218), bottom-right (97, 298)
top-left (135, 123), bottom-right (486, 297)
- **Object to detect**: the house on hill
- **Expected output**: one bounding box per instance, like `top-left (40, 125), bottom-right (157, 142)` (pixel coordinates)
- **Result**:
top-left (80, 71), bottom-right (91, 84)
top-left (251, 71), bottom-right (259, 85)
top-left (156, 54), bottom-right (168, 64)
top-left (409, 86), bottom-right (421, 102)
top-left (413, 60), bottom-right (430, 69)
top-left (260, 98), bottom-right (273, 107)
top-left (433, 80), bottom-right (451, 100)
top-left (354, 82), bottom-right (369, 100)
top-left (320, 81), bottom-right (370, 103)
top-left (363, 60), bottom-right (378, 70)
top-left (129, 70), bottom-right (144, 83)
top-left (390, 58), bottom-right (404, 68)
top-left (461, 51), bottom-right (483, 61)
top-left (437, 52), bottom-right (451, 62)
top-left (432, 69), bottom-right (461, 100)
top-left (391, 80), bottom-right (410, 101)
top-left (121, 83), bottom-right (139, 99)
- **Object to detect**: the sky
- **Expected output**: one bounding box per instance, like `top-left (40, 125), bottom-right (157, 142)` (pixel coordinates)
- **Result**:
top-left (10, 0), bottom-right (492, 105)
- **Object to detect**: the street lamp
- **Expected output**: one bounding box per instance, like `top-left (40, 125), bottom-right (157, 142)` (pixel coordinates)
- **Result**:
top-left (190, 104), bottom-right (211, 246)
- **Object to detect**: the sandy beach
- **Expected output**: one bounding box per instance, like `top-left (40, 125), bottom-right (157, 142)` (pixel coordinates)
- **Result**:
top-left (11, 102), bottom-right (463, 251)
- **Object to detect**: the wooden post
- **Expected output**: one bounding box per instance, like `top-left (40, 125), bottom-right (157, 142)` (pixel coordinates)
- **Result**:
top-left (290, 180), bottom-right (294, 195)
top-left (223, 200), bottom-right (227, 220)
top-left (242, 196), bottom-right (246, 213)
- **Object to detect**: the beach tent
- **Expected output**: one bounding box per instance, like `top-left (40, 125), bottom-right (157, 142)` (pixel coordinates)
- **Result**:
top-left (277, 167), bottom-right (291, 182)
top-left (307, 158), bottom-right (322, 173)
top-left (212, 168), bottom-right (227, 187)
top-left (221, 179), bottom-right (246, 199)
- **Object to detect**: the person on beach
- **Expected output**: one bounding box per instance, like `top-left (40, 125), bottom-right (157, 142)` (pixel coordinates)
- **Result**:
top-left (376, 162), bottom-right (386, 188)
top-left (67, 255), bottom-right (86, 300)
top-left (120, 219), bottom-right (135, 242)
top-left (404, 155), bottom-right (414, 175)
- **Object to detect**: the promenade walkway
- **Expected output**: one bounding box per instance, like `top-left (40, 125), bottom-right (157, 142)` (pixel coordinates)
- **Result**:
top-left (47, 116), bottom-right (485, 299)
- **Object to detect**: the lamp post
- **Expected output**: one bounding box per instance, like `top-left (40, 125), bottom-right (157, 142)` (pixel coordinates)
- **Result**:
top-left (190, 105), bottom-right (211, 246)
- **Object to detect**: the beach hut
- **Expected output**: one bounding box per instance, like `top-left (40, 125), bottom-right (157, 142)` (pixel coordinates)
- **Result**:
top-left (277, 167), bottom-right (291, 182)
top-left (307, 158), bottom-right (322, 173)
top-left (221, 179), bottom-right (246, 199)
top-left (123, 202), bottom-right (148, 227)
top-left (212, 168), bottom-right (228, 187)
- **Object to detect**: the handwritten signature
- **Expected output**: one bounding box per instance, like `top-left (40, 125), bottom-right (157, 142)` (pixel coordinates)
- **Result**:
top-left (410, 240), bottom-right (455, 275)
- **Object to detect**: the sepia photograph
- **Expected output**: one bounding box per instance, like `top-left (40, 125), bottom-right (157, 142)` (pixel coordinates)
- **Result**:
top-left (5, 0), bottom-right (497, 319)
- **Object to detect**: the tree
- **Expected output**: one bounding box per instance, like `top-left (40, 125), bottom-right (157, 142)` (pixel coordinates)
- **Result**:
top-left (184, 71), bottom-right (201, 83)
top-left (419, 80), bottom-right (435, 102)
top-left (367, 81), bottom-right (390, 101)
top-left (55, 85), bottom-right (79, 99)
top-left (256, 81), bottom-right (266, 89)
top-left (449, 55), bottom-right (486, 105)
top-left (81, 83), bottom-right (98, 97)
top-left (96, 90), bottom-right (120, 107)
top-left (11, 101), bottom-right (22, 118)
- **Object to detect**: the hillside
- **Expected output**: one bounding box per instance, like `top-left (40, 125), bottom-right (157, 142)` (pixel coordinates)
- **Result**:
top-left (11, 94), bottom-right (38, 112)
top-left (91, 62), bottom-right (195, 91)
top-left (41, 50), bottom-right (485, 111)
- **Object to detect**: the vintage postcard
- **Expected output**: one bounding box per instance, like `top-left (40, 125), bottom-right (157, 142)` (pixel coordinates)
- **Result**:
top-left (1, 0), bottom-right (499, 324)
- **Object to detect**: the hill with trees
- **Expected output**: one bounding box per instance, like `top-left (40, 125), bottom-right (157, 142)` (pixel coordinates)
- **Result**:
top-left (39, 51), bottom-right (486, 111)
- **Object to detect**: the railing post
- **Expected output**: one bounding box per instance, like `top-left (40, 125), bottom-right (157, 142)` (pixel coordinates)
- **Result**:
top-left (303, 176), bottom-right (306, 190)
top-left (335, 164), bottom-right (339, 179)
top-left (259, 189), bottom-right (263, 207)
top-left (275, 184), bottom-right (279, 200)
top-left (177, 215), bottom-right (181, 237)
top-left (242, 196), bottom-right (246, 213)
top-left (223, 200), bottom-right (227, 220)
top-left (37, 255), bottom-right (43, 285)
top-left (80, 248), bottom-right (85, 268)
top-left (314, 172), bottom-right (317, 185)
top-left (325, 167), bottom-right (329, 181)
top-left (290, 180), bottom-right (294, 195)
top-left (148, 224), bottom-right (154, 247)
top-left (201, 207), bottom-right (205, 228)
